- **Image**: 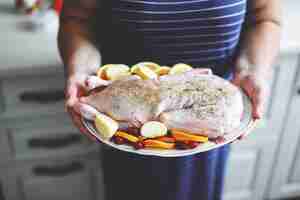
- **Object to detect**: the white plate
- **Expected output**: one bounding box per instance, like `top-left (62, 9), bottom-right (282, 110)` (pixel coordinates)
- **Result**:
top-left (82, 91), bottom-right (257, 157)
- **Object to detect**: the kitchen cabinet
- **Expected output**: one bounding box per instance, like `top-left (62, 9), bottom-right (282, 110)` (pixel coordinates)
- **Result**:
top-left (0, 73), bottom-right (65, 120)
top-left (223, 54), bottom-right (299, 200)
top-left (0, 113), bottom-right (98, 164)
top-left (0, 70), bottom-right (101, 200)
top-left (268, 54), bottom-right (300, 199)
top-left (7, 116), bottom-right (94, 161)
top-left (0, 154), bottom-right (104, 200)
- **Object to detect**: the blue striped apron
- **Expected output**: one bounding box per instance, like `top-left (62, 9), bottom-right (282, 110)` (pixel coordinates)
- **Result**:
top-left (97, 0), bottom-right (247, 199)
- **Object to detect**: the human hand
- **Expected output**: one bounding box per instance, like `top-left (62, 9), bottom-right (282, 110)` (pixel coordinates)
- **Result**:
top-left (231, 69), bottom-right (270, 139)
top-left (65, 74), bottom-right (97, 141)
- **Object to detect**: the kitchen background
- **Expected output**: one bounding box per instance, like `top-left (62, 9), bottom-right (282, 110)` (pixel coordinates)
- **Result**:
top-left (0, 0), bottom-right (299, 200)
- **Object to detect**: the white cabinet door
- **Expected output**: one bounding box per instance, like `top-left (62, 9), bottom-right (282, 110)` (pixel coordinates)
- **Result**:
top-left (0, 154), bottom-right (103, 200)
top-left (268, 54), bottom-right (300, 199)
top-left (224, 136), bottom-right (277, 200)
top-left (224, 54), bottom-right (299, 200)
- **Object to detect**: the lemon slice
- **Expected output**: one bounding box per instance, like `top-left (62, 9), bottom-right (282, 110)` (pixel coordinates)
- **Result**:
top-left (130, 64), bottom-right (140, 74)
top-left (141, 121), bottom-right (168, 138)
top-left (169, 63), bottom-right (193, 75)
top-left (94, 113), bottom-right (119, 139)
top-left (135, 66), bottom-right (158, 80)
top-left (155, 66), bottom-right (171, 76)
top-left (104, 64), bottom-right (130, 81)
top-left (131, 62), bottom-right (160, 74)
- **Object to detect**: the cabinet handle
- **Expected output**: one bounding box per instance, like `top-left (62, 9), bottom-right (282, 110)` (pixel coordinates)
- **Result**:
top-left (33, 162), bottom-right (84, 177)
top-left (297, 88), bottom-right (300, 95)
top-left (19, 89), bottom-right (64, 104)
top-left (28, 133), bottom-right (82, 149)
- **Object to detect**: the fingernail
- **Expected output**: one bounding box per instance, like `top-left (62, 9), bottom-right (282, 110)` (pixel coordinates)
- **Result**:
top-left (254, 111), bottom-right (261, 120)
top-left (254, 115), bottom-right (261, 120)
top-left (253, 109), bottom-right (261, 119)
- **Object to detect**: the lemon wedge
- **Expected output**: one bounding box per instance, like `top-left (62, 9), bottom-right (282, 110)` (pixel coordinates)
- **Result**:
top-left (104, 64), bottom-right (130, 81)
top-left (169, 63), bottom-right (193, 75)
top-left (155, 66), bottom-right (171, 76)
top-left (131, 62), bottom-right (160, 74)
top-left (94, 113), bottom-right (119, 139)
top-left (141, 121), bottom-right (168, 138)
top-left (140, 62), bottom-right (161, 71)
top-left (130, 64), bottom-right (140, 74)
top-left (97, 64), bottom-right (118, 80)
top-left (135, 66), bottom-right (158, 80)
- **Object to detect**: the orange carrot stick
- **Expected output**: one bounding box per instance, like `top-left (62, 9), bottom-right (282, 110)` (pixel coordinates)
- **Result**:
top-left (171, 130), bottom-right (208, 143)
top-left (156, 136), bottom-right (176, 143)
top-left (143, 139), bottom-right (175, 149)
top-left (115, 131), bottom-right (139, 143)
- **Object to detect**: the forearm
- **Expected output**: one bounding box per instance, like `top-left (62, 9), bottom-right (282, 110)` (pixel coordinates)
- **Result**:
top-left (57, 1), bottom-right (100, 78)
top-left (236, 0), bottom-right (282, 75)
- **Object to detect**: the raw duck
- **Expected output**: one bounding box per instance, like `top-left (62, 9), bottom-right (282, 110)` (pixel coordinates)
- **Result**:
top-left (78, 69), bottom-right (244, 138)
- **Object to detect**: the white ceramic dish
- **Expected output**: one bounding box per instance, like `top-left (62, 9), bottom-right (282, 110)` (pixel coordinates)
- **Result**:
top-left (82, 91), bottom-right (257, 157)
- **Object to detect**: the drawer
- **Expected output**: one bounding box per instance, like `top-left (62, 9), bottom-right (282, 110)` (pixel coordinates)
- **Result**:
top-left (8, 116), bottom-right (93, 160)
top-left (22, 161), bottom-right (94, 200)
top-left (0, 154), bottom-right (100, 200)
top-left (0, 74), bottom-right (65, 119)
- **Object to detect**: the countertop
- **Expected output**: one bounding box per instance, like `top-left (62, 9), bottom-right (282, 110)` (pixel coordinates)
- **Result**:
top-left (0, 1), bottom-right (62, 78)
top-left (0, 1), bottom-right (299, 77)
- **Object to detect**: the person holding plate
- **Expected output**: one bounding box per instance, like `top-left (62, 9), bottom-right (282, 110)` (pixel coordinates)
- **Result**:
top-left (58, 0), bottom-right (281, 199)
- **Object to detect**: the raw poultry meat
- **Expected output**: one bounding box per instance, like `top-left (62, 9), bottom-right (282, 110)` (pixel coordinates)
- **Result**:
top-left (78, 69), bottom-right (244, 138)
